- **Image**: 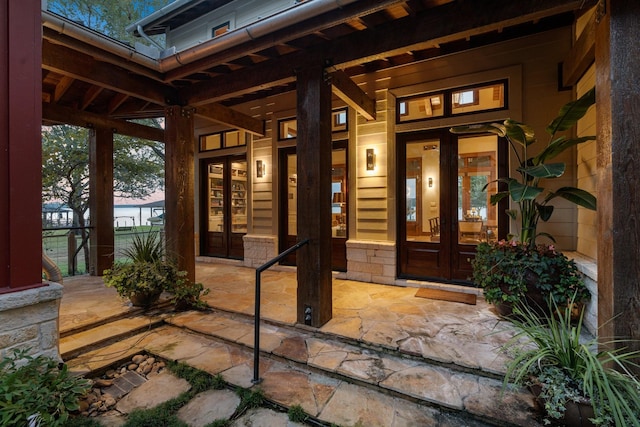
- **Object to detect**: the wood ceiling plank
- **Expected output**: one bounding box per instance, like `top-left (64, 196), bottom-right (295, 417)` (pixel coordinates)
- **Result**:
top-left (82, 86), bottom-right (103, 110)
top-left (182, 0), bottom-right (592, 103)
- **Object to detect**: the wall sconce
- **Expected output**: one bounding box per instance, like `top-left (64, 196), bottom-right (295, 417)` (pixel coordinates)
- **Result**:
top-left (366, 148), bottom-right (376, 171)
top-left (428, 177), bottom-right (433, 188)
top-left (256, 160), bottom-right (264, 178)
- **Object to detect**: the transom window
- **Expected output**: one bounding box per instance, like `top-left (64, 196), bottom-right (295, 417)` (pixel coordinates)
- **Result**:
top-left (278, 108), bottom-right (349, 140)
top-left (200, 130), bottom-right (250, 151)
top-left (397, 80), bottom-right (507, 123)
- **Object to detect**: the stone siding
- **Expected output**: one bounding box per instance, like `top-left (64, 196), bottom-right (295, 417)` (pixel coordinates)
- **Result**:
top-left (242, 234), bottom-right (278, 268)
top-left (0, 282), bottom-right (63, 361)
top-left (346, 240), bottom-right (396, 285)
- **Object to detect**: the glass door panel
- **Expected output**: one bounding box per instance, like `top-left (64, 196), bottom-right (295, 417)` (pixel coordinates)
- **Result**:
top-left (405, 141), bottom-right (440, 243)
top-left (457, 135), bottom-right (498, 245)
top-left (202, 157), bottom-right (246, 259)
top-left (332, 146), bottom-right (347, 271)
top-left (208, 162), bottom-right (224, 232)
top-left (399, 135), bottom-right (448, 280)
top-left (231, 161), bottom-right (247, 234)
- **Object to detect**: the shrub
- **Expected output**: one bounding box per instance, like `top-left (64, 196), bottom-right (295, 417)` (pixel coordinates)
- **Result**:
top-left (0, 349), bottom-right (91, 427)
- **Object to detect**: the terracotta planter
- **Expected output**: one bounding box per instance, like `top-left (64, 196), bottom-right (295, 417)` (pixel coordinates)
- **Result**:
top-left (129, 290), bottom-right (162, 307)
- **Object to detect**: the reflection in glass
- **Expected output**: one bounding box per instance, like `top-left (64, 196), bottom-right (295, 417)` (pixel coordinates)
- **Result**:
top-left (457, 135), bottom-right (498, 244)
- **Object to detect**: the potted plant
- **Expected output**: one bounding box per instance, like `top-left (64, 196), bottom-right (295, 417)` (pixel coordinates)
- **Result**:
top-left (451, 88), bottom-right (597, 312)
top-left (168, 271), bottom-right (210, 311)
top-left (103, 231), bottom-right (179, 307)
top-left (473, 240), bottom-right (590, 316)
top-left (502, 299), bottom-right (640, 426)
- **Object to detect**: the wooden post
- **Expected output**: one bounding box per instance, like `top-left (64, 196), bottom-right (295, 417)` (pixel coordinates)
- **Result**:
top-left (595, 0), bottom-right (640, 362)
top-left (89, 127), bottom-right (115, 275)
top-left (0, 0), bottom-right (43, 290)
top-left (295, 63), bottom-right (333, 327)
top-left (164, 106), bottom-right (196, 281)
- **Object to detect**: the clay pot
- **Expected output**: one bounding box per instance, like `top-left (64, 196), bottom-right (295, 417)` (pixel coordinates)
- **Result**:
top-left (129, 290), bottom-right (162, 307)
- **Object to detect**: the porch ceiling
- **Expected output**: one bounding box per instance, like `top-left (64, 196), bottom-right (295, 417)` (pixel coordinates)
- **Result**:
top-left (41, 0), bottom-right (595, 137)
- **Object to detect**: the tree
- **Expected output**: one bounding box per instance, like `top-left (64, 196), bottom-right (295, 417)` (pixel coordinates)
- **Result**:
top-left (46, 0), bottom-right (171, 46)
top-left (42, 124), bottom-right (164, 273)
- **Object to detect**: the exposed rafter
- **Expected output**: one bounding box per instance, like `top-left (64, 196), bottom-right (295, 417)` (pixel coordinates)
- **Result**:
top-left (195, 103), bottom-right (265, 136)
top-left (330, 70), bottom-right (376, 121)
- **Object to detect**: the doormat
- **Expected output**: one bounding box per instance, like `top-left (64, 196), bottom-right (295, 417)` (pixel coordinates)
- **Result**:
top-left (415, 288), bottom-right (477, 305)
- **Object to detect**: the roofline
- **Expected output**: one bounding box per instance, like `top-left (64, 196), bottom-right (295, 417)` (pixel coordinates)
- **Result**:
top-left (125, 0), bottom-right (204, 36)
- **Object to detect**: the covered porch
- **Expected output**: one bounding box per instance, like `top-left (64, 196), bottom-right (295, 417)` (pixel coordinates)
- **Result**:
top-left (60, 261), bottom-right (538, 426)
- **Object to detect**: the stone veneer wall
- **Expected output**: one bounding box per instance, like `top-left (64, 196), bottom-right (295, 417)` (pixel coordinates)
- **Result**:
top-left (566, 252), bottom-right (597, 336)
top-left (0, 282), bottom-right (63, 361)
top-left (345, 240), bottom-right (396, 285)
top-left (242, 234), bottom-right (278, 268)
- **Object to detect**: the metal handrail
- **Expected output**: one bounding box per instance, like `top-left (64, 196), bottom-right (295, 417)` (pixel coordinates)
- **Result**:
top-left (252, 238), bottom-right (309, 384)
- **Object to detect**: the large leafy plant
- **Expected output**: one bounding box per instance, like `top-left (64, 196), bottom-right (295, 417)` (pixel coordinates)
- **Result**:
top-left (473, 239), bottom-right (590, 306)
top-left (502, 298), bottom-right (640, 426)
top-left (451, 88), bottom-right (597, 246)
top-left (0, 349), bottom-right (91, 426)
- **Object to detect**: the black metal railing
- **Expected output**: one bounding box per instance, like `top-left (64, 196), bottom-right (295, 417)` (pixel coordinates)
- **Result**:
top-left (252, 238), bottom-right (309, 384)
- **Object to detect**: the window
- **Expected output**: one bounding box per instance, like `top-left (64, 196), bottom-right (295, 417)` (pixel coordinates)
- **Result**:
top-left (451, 82), bottom-right (505, 115)
top-left (397, 80), bottom-right (507, 123)
top-left (278, 118), bottom-right (297, 140)
top-left (332, 109), bottom-right (348, 132)
top-left (200, 130), bottom-right (249, 151)
top-left (278, 109), bottom-right (349, 140)
top-left (212, 21), bottom-right (230, 38)
top-left (397, 93), bottom-right (445, 122)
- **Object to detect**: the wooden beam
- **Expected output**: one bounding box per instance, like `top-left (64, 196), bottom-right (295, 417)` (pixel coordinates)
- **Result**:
top-left (195, 103), bottom-right (265, 135)
top-left (54, 75), bottom-right (75, 102)
top-left (562, 8), bottom-right (596, 87)
top-left (164, 106), bottom-right (196, 281)
top-left (296, 62), bottom-right (333, 327)
top-left (43, 40), bottom-right (174, 106)
top-left (89, 127), bottom-right (114, 276)
top-left (183, 55), bottom-right (298, 105)
top-left (595, 0), bottom-right (640, 372)
top-left (42, 103), bottom-right (164, 142)
top-left (330, 70), bottom-right (376, 120)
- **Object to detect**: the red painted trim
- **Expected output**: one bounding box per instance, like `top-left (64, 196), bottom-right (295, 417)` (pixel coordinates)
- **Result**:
top-left (0, 1), bottom-right (43, 291)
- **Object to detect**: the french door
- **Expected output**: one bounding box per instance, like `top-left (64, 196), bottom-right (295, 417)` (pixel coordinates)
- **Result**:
top-left (398, 129), bottom-right (506, 283)
top-left (279, 143), bottom-right (348, 270)
top-left (201, 156), bottom-right (247, 259)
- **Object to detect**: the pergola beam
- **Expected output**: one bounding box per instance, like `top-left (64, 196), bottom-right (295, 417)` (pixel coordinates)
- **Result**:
top-left (42, 40), bottom-right (174, 106)
top-left (195, 103), bottom-right (265, 135)
top-left (42, 103), bottom-right (165, 142)
top-left (330, 70), bottom-right (376, 121)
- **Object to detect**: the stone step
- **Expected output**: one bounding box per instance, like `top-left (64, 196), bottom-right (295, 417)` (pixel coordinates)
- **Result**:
top-left (163, 310), bottom-right (539, 427)
top-left (66, 325), bottom-right (538, 427)
top-left (167, 308), bottom-right (506, 380)
top-left (60, 313), bottom-right (166, 361)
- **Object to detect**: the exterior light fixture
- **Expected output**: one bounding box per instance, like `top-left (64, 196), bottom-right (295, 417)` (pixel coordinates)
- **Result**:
top-left (256, 160), bottom-right (264, 178)
top-left (428, 177), bottom-right (433, 187)
top-left (366, 148), bottom-right (376, 171)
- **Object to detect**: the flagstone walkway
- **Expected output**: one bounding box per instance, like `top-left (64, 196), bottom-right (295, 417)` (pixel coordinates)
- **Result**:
top-left (60, 261), bottom-right (541, 426)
